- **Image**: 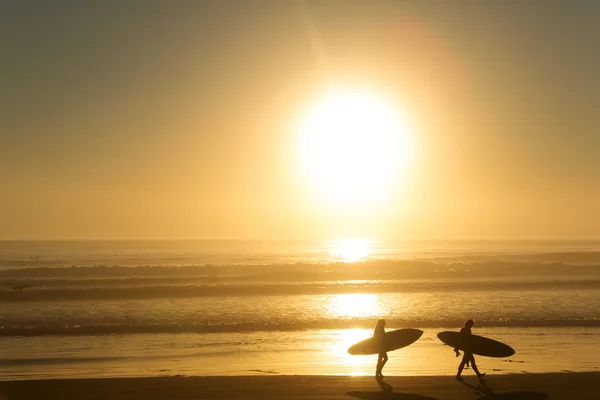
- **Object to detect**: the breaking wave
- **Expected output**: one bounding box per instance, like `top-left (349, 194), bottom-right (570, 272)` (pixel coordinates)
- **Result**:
top-left (2, 318), bottom-right (599, 337)
top-left (1, 278), bottom-right (599, 302)
top-left (2, 258), bottom-right (599, 301)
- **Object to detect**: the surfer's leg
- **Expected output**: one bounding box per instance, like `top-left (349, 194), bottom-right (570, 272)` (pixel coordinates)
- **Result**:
top-left (457, 353), bottom-right (469, 380)
top-left (456, 361), bottom-right (466, 380)
top-left (380, 353), bottom-right (388, 376)
top-left (376, 353), bottom-right (387, 377)
top-left (470, 355), bottom-right (486, 378)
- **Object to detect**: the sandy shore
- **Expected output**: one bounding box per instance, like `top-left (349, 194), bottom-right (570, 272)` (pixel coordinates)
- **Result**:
top-left (1, 373), bottom-right (599, 400)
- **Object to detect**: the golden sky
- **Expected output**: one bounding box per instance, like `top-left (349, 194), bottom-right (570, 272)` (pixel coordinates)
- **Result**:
top-left (1, 1), bottom-right (599, 240)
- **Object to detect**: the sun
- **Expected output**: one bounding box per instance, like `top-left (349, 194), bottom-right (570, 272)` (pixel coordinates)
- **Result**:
top-left (296, 89), bottom-right (413, 208)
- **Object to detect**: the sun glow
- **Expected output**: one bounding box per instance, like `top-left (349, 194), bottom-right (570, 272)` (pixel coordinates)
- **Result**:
top-left (296, 89), bottom-right (413, 208)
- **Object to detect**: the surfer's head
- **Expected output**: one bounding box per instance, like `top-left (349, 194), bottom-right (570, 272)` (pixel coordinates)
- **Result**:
top-left (465, 319), bottom-right (474, 328)
top-left (376, 319), bottom-right (386, 330)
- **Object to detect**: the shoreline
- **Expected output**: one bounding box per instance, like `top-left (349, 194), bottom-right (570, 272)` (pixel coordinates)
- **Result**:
top-left (2, 372), bottom-right (599, 400)
top-left (3, 327), bottom-right (599, 381)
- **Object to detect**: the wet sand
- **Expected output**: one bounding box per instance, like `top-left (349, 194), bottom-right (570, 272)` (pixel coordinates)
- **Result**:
top-left (1, 372), bottom-right (599, 400)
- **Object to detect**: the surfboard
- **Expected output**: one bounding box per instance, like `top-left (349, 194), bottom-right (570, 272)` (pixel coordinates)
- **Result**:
top-left (437, 331), bottom-right (515, 358)
top-left (347, 328), bottom-right (423, 355)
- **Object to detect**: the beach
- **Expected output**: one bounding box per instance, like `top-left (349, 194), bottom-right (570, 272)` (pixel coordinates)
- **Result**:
top-left (2, 241), bottom-right (600, 382)
top-left (2, 373), bottom-right (599, 400)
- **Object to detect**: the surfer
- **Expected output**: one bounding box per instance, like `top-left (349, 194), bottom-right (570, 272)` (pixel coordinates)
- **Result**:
top-left (455, 319), bottom-right (486, 381)
top-left (374, 319), bottom-right (388, 377)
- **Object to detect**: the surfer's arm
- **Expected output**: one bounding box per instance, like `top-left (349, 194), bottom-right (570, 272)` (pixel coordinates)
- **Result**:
top-left (454, 348), bottom-right (461, 356)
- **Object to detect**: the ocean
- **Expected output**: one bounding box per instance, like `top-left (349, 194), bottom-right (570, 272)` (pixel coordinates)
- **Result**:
top-left (1, 240), bottom-right (599, 380)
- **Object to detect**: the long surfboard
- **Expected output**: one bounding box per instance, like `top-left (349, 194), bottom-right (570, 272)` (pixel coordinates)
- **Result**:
top-left (348, 328), bottom-right (423, 355)
top-left (437, 331), bottom-right (515, 358)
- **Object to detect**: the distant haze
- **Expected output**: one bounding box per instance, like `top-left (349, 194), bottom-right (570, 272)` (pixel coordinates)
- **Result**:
top-left (1, 1), bottom-right (599, 240)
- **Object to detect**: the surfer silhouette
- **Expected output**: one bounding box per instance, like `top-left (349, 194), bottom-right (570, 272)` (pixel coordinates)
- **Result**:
top-left (455, 319), bottom-right (486, 381)
top-left (374, 319), bottom-right (388, 377)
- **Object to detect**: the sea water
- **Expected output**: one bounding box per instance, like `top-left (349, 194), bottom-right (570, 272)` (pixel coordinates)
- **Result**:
top-left (1, 240), bottom-right (599, 380)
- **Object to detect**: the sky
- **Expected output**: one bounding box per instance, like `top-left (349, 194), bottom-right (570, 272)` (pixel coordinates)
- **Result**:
top-left (1, 1), bottom-right (599, 240)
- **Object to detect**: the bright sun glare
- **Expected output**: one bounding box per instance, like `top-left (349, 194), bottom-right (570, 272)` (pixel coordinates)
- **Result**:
top-left (297, 89), bottom-right (413, 208)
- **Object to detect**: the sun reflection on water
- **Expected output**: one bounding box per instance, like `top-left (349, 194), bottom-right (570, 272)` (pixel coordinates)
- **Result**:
top-left (326, 293), bottom-right (380, 318)
top-left (333, 328), bottom-right (374, 374)
top-left (328, 238), bottom-right (373, 262)
top-left (323, 293), bottom-right (387, 375)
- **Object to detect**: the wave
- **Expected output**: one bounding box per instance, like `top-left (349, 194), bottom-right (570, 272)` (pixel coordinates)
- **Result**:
top-left (1, 279), bottom-right (599, 302)
top-left (0, 356), bottom-right (126, 366)
top-left (428, 251), bottom-right (600, 264)
top-left (2, 259), bottom-right (599, 281)
top-left (2, 318), bottom-right (599, 337)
